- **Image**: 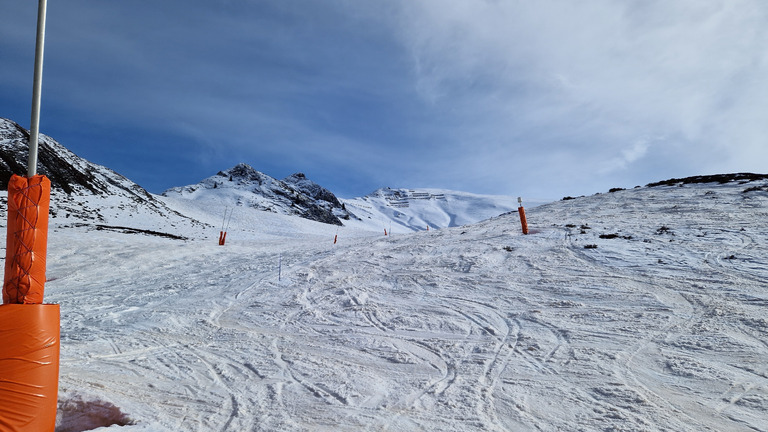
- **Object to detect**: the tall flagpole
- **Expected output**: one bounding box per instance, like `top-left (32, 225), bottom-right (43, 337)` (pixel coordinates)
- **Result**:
top-left (28, 0), bottom-right (48, 177)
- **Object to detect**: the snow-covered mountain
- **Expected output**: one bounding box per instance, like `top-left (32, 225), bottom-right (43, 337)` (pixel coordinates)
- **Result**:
top-left (1, 117), bottom-right (154, 203)
top-left (162, 164), bottom-right (354, 226)
top-left (160, 166), bottom-right (535, 234)
top-left (342, 187), bottom-right (543, 233)
top-left (1, 117), bottom-right (536, 241)
top-left (0, 117), bottom-right (205, 235)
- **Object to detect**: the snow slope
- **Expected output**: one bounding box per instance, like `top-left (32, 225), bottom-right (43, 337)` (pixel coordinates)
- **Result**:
top-left (341, 188), bottom-right (543, 233)
top-left (25, 176), bottom-right (768, 431)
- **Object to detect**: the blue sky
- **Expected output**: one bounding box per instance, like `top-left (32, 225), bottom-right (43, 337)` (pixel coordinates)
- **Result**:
top-left (2, 1), bottom-right (767, 200)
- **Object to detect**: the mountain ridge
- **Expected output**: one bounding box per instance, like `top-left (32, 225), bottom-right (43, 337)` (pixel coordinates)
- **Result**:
top-left (162, 163), bottom-right (354, 226)
top-left (5, 116), bottom-right (767, 238)
top-left (0, 117), bottom-right (205, 232)
top-left (2, 116), bottom-right (526, 235)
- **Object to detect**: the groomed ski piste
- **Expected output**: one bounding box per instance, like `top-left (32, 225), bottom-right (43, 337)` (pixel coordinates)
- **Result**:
top-left (7, 177), bottom-right (768, 431)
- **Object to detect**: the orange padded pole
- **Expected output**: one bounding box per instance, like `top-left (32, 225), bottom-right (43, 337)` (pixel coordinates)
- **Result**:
top-left (518, 207), bottom-right (529, 234)
top-left (0, 304), bottom-right (60, 432)
top-left (517, 197), bottom-right (529, 235)
top-left (3, 175), bottom-right (50, 305)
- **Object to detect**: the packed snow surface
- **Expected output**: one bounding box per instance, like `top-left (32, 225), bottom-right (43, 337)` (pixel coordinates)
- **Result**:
top-left (7, 179), bottom-right (768, 431)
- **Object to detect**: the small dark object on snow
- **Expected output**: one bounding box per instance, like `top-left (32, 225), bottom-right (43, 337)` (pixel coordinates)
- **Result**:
top-left (600, 233), bottom-right (633, 240)
top-left (95, 225), bottom-right (187, 240)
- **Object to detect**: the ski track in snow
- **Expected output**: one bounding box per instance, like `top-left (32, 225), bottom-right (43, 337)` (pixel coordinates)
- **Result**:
top-left (7, 180), bottom-right (768, 431)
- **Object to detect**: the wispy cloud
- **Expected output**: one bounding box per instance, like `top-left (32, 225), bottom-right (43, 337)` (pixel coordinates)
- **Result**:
top-left (393, 0), bottom-right (768, 195)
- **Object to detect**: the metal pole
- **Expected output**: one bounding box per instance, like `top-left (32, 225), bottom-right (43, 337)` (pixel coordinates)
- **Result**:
top-left (220, 207), bottom-right (229, 232)
top-left (28, 0), bottom-right (48, 178)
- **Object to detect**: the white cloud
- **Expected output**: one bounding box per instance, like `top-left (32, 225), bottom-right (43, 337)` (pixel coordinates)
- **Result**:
top-left (599, 138), bottom-right (653, 175)
top-left (392, 0), bottom-right (768, 194)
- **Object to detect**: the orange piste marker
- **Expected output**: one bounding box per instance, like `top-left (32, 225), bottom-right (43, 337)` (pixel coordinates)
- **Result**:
top-left (517, 197), bottom-right (529, 235)
top-left (2, 176), bottom-right (60, 432)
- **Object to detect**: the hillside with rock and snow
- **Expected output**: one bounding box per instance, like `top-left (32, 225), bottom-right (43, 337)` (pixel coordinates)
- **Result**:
top-left (1, 117), bottom-right (542, 243)
top-left (0, 117), bottom-right (206, 236)
top-left (22, 172), bottom-right (768, 432)
top-left (161, 165), bottom-right (534, 234)
top-left (162, 163), bottom-right (355, 227)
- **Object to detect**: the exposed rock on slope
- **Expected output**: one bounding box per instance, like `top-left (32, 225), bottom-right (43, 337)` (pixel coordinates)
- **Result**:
top-left (0, 117), bottom-right (203, 232)
top-left (1, 118), bottom-right (148, 198)
top-left (646, 173), bottom-right (768, 187)
top-left (163, 164), bottom-right (354, 226)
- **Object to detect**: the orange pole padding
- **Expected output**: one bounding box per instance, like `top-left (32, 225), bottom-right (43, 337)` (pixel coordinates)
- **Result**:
top-left (333, 234), bottom-right (337, 244)
top-left (384, 229), bottom-right (387, 236)
top-left (221, 232), bottom-right (227, 245)
top-left (0, 304), bottom-right (60, 432)
top-left (218, 231), bottom-right (224, 245)
top-left (518, 206), bottom-right (529, 235)
top-left (3, 175), bottom-right (50, 305)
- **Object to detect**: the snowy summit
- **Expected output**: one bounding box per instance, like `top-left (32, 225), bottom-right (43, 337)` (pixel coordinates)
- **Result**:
top-left (163, 163), bottom-right (353, 226)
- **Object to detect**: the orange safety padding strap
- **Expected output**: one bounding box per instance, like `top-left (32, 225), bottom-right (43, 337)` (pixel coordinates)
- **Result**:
top-left (3, 175), bottom-right (50, 305)
top-left (0, 304), bottom-right (60, 432)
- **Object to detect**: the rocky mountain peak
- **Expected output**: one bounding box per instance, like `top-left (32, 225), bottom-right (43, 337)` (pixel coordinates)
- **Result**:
top-left (217, 163), bottom-right (264, 182)
top-left (283, 172), bottom-right (342, 208)
top-left (165, 164), bottom-right (355, 226)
